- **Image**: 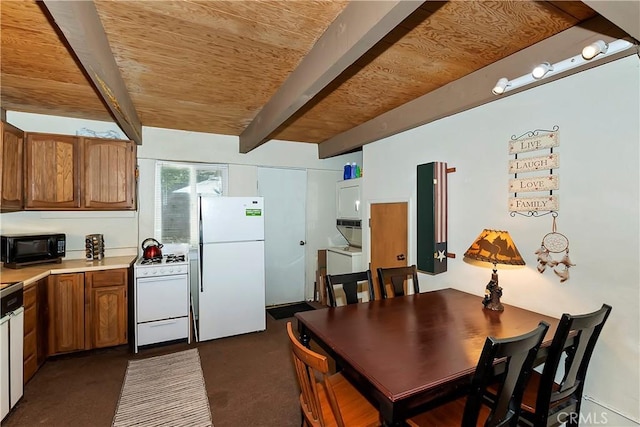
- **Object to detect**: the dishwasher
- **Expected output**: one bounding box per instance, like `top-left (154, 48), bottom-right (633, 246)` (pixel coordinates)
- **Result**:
top-left (1, 281), bottom-right (24, 421)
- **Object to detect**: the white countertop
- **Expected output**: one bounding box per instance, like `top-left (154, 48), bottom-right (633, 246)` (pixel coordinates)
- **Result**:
top-left (327, 246), bottom-right (362, 256)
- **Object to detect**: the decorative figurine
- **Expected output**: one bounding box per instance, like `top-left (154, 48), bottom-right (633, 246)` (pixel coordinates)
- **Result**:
top-left (482, 278), bottom-right (504, 311)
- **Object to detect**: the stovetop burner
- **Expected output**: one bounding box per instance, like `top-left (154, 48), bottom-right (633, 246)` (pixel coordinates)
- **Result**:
top-left (166, 254), bottom-right (186, 263)
top-left (137, 253), bottom-right (189, 266)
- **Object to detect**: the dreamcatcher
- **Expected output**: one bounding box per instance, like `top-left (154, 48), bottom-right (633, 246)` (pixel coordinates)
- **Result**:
top-left (535, 215), bottom-right (575, 282)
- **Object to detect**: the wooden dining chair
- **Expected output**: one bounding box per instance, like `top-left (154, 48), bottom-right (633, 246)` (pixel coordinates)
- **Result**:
top-left (407, 321), bottom-right (550, 427)
top-left (286, 322), bottom-right (381, 427)
top-left (376, 265), bottom-right (419, 298)
top-left (325, 270), bottom-right (374, 307)
top-left (517, 304), bottom-right (612, 427)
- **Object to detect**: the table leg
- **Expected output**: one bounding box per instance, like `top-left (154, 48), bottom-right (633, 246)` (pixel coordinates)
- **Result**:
top-left (297, 323), bottom-right (311, 348)
top-left (379, 401), bottom-right (407, 426)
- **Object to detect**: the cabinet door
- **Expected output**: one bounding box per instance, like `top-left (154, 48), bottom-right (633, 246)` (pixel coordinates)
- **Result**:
top-left (1, 121), bottom-right (24, 212)
top-left (48, 273), bottom-right (84, 355)
top-left (337, 179), bottom-right (362, 219)
top-left (89, 286), bottom-right (127, 348)
top-left (36, 278), bottom-right (48, 367)
top-left (25, 133), bottom-right (81, 209)
top-left (23, 284), bottom-right (38, 384)
top-left (85, 269), bottom-right (127, 349)
top-left (83, 138), bottom-right (136, 209)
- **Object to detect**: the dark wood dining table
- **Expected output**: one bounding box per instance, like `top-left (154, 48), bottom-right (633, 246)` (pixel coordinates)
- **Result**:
top-left (295, 288), bottom-right (560, 426)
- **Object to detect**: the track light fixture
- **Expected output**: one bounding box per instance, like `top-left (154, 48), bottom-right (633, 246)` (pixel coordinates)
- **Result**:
top-left (582, 40), bottom-right (608, 60)
top-left (532, 62), bottom-right (553, 79)
top-left (492, 77), bottom-right (510, 95)
top-left (491, 39), bottom-right (634, 96)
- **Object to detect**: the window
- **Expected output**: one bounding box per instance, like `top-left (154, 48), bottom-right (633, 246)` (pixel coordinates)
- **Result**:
top-left (155, 161), bottom-right (228, 246)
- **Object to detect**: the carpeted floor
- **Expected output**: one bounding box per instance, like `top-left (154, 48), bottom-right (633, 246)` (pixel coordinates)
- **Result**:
top-left (2, 314), bottom-right (304, 427)
top-left (267, 302), bottom-right (315, 320)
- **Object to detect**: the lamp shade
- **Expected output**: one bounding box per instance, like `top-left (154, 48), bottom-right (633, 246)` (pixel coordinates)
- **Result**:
top-left (464, 229), bottom-right (525, 266)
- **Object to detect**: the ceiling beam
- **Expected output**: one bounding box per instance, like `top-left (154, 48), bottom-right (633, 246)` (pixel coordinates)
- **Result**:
top-left (318, 15), bottom-right (635, 158)
top-left (238, 0), bottom-right (425, 154)
top-left (582, 0), bottom-right (640, 41)
top-left (42, 1), bottom-right (142, 144)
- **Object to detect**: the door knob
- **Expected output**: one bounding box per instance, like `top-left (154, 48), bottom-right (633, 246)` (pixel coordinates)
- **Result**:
top-left (299, 241), bottom-right (306, 245)
top-left (397, 254), bottom-right (406, 261)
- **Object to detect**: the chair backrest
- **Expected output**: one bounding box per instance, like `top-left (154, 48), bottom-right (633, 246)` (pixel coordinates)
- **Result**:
top-left (286, 322), bottom-right (345, 427)
top-left (376, 265), bottom-right (419, 298)
top-left (532, 304), bottom-right (612, 426)
top-left (463, 321), bottom-right (550, 427)
top-left (325, 270), bottom-right (374, 307)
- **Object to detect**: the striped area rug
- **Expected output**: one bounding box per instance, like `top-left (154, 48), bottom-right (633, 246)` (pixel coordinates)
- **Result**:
top-left (113, 349), bottom-right (213, 427)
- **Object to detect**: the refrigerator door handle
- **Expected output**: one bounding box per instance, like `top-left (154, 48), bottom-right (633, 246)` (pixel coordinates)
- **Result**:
top-left (198, 196), bottom-right (204, 293)
top-left (199, 244), bottom-right (204, 293)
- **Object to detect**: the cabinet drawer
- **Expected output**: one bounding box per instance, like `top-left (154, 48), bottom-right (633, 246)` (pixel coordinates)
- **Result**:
top-left (24, 353), bottom-right (38, 385)
top-left (23, 303), bottom-right (37, 335)
top-left (24, 329), bottom-right (36, 360)
top-left (24, 286), bottom-right (37, 307)
top-left (137, 317), bottom-right (189, 347)
top-left (86, 269), bottom-right (127, 288)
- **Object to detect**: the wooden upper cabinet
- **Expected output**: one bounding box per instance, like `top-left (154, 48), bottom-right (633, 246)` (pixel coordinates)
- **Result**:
top-left (1, 121), bottom-right (25, 212)
top-left (25, 133), bottom-right (81, 209)
top-left (83, 138), bottom-right (136, 209)
top-left (23, 132), bottom-right (137, 211)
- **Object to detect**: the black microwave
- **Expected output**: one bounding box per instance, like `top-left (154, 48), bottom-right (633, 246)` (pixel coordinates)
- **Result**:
top-left (1, 233), bottom-right (66, 269)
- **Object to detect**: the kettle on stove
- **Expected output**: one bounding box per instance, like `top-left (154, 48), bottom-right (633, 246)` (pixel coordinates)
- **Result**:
top-left (141, 238), bottom-right (163, 259)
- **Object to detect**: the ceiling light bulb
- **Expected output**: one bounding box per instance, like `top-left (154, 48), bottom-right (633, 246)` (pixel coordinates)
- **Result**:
top-left (532, 62), bottom-right (553, 79)
top-left (582, 40), bottom-right (608, 60)
top-left (492, 77), bottom-right (510, 95)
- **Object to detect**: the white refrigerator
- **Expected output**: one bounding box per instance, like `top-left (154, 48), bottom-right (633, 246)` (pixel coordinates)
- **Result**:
top-left (197, 196), bottom-right (266, 341)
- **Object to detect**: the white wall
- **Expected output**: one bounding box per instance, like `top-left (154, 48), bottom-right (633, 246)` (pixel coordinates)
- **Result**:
top-left (362, 55), bottom-right (640, 425)
top-left (1, 113), bottom-right (361, 299)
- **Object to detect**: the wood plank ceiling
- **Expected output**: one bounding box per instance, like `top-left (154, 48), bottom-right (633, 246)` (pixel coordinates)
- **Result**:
top-left (1, 1), bottom-right (637, 158)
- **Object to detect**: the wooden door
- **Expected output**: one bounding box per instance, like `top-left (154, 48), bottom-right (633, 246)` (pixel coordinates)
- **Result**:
top-left (85, 269), bottom-right (127, 348)
top-left (48, 273), bottom-right (85, 355)
top-left (83, 138), bottom-right (136, 209)
top-left (370, 202), bottom-right (408, 300)
top-left (1, 121), bottom-right (24, 211)
top-left (25, 133), bottom-right (81, 209)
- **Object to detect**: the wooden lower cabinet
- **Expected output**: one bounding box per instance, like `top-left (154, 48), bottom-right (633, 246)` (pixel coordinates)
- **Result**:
top-left (85, 269), bottom-right (127, 348)
top-left (48, 273), bottom-right (85, 355)
top-left (23, 278), bottom-right (48, 384)
top-left (23, 283), bottom-right (38, 383)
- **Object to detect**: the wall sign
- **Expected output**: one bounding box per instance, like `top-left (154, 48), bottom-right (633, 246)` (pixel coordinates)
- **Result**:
top-left (508, 132), bottom-right (559, 154)
top-left (509, 175), bottom-right (559, 193)
top-left (509, 195), bottom-right (559, 212)
top-left (508, 126), bottom-right (559, 216)
top-left (509, 153), bottom-right (559, 174)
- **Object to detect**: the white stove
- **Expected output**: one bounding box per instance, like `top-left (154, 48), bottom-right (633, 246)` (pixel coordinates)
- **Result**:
top-left (133, 246), bottom-right (191, 353)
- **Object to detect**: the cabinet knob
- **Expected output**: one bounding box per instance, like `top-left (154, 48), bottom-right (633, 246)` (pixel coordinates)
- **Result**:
top-left (299, 241), bottom-right (306, 246)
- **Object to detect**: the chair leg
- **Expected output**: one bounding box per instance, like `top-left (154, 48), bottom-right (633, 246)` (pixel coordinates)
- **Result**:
top-left (566, 403), bottom-right (583, 427)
